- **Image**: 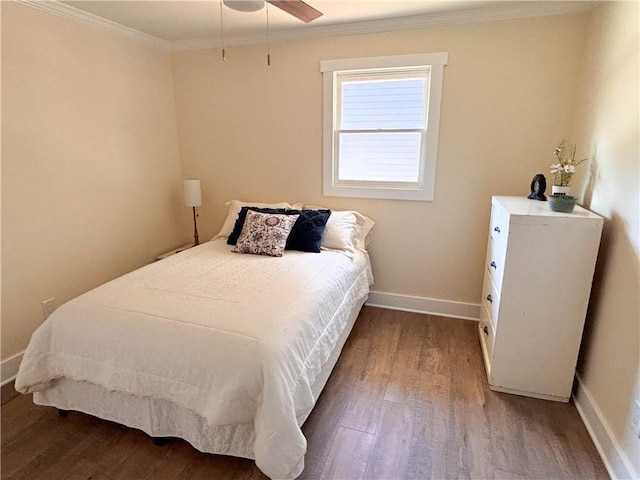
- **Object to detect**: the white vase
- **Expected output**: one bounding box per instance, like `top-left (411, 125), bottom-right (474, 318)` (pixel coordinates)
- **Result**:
top-left (552, 185), bottom-right (571, 196)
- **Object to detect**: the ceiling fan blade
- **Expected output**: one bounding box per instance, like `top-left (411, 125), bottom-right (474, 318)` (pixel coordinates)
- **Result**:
top-left (267, 0), bottom-right (323, 23)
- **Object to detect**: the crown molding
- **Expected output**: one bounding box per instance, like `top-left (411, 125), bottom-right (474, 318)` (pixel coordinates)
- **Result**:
top-left (17, 0), bottom-right (597, 53)
top-left (170, 1), bottom-right (597, 51)
top-left (17, 0), bottom-right (171, 51)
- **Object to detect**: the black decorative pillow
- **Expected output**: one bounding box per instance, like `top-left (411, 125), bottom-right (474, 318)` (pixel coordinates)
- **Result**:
top-left (284, 209), bottom-right (331, 253)
top-left (227, 207), bottom-right (286, 245)
top-left (232, 210), bottom-right (299, 257)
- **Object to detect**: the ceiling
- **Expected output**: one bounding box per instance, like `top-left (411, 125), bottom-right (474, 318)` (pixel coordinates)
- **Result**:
top-left (47, 0), bottom-right (595, 49)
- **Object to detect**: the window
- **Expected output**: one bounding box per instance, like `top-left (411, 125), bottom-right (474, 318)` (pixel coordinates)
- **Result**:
top-left (321, 53), bottom-right (448, 201)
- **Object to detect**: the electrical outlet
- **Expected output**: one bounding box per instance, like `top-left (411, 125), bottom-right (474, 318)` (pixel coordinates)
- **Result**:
top-left (632, 400), bottom-right (640, 439)
top-left (41, 298), bottom-right (55, 320)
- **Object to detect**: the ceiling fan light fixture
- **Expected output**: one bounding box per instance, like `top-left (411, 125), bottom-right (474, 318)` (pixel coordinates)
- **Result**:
top-left (223, 0), bottom-right (265, 13)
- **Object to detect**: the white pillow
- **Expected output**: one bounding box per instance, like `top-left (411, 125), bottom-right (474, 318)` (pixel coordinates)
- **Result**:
top-left (213, 200), bottom-right (293, 240)
top-left (353, 214), bottom-right (375, 249)
top-left (321, 211), bottom-right (359, 257)
top-left (304, 206), bottom-right (375, 254)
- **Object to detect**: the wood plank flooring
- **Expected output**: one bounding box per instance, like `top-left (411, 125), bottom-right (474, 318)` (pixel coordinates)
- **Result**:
top-left (1, 307), bottom-right (608, 479)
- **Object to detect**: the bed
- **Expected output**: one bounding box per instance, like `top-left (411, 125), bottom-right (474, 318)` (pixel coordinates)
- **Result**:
top-left (15, 204), bottom-right (374, 480)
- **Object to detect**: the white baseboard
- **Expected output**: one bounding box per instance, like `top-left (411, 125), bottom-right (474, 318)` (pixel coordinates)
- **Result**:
top-left (573, 374), bottom-right (638, 480)
top-left (1, 351), bottom-right (23, 387)
top-left (366, 291), bottom-right (480, 321)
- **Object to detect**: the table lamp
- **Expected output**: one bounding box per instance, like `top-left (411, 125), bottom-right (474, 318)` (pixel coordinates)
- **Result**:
top-left (183, 179), bottom-right (202, 246)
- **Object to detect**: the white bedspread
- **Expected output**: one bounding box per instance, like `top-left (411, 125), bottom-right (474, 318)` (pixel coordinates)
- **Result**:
top-left (15, 239), bottom-right (372, 479)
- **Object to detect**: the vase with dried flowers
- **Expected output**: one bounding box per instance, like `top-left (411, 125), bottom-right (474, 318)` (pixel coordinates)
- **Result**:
top-left (548, 140), bottom-right (587, 213)
top-left (549, 140), bottom-right (587, 195)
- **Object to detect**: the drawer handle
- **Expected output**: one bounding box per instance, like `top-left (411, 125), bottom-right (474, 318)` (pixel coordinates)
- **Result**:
top-left (493, 226), bottom-right (501, 233)
top-left (490, 261), bottom-right (497, 270)
top-left (486, 294), bottom-right (493, 303)
top-left (483, 326), bottom-right (489, 335)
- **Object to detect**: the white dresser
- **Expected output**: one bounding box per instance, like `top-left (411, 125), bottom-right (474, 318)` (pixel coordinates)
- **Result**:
top-left (479, 196), bottom-right (603, 402)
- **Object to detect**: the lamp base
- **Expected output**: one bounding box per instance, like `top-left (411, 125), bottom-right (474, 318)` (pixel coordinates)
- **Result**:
top-left (192, 207), bottom-right (200, 246)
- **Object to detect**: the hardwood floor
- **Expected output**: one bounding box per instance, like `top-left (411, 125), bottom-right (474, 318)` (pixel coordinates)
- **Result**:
top-left (1, 307), bottom-right (608, 479)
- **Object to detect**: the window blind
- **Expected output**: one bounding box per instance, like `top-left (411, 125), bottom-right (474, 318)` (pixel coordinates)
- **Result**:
top-left (338, 76), bottom-right (426, 184)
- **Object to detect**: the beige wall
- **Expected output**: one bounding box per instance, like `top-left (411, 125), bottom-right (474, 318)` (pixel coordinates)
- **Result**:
top-left (1, 2), bottom-right (188, 360)
top-left (571, 1), bottom-right (640, 477)
top-left (171, 12), bottom-right (588, 305)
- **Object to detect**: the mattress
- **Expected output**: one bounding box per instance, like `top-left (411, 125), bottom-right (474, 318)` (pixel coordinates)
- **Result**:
top-left (15, 239), bottom-right (373, 479)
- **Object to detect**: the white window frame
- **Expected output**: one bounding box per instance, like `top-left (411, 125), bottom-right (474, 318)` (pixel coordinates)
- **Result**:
top-left (321, 53), bottom-right (448, 201)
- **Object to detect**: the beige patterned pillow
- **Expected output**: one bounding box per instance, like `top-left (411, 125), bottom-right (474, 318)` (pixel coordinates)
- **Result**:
top-left (232, 210), bottom-right (299, 257)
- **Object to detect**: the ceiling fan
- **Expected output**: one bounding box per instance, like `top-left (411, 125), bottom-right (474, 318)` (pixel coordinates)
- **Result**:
top-left (223, 0), bottom-right (323, 23)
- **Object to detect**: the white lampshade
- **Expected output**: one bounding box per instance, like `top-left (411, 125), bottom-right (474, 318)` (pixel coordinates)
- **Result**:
top-left (183, 179), bottom-right (202, 207)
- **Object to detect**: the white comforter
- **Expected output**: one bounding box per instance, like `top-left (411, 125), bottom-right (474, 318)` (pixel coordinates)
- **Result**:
top-left (15, 239), bottom-right (372, 479)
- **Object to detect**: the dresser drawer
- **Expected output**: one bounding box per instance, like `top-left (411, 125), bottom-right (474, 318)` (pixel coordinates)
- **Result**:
top-left (482, 270), bottom-right (500, 329)
top-left (479, 304), bottom-right (495, 370)
top-left (489, 204), bottom-right (509, 250)
top-left (485, 236), bottom-right (506, 291)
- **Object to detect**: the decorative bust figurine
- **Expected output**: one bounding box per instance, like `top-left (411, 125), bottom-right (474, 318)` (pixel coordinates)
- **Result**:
top-left (528, 173), bottom-right (547, 201)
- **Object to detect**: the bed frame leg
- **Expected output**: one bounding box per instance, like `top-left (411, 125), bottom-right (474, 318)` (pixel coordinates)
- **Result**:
top-left (153, 437), bottom-right (170, 447)
top-left (57, 409), bottom-right (68, 417)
